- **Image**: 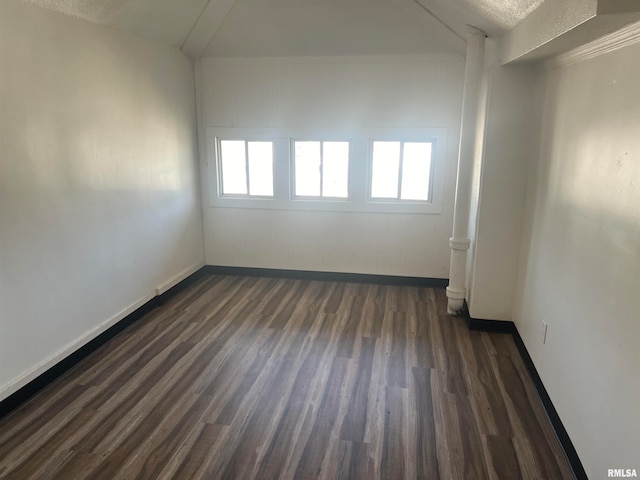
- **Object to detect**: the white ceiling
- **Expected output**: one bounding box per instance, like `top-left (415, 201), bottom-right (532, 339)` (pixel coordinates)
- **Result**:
top-left (22, 0), bottom-right (545, 57)
top-left (204, 0), bottom-right (465, 57)
top-left (425, 0), bottom-right (544, 36)
top-left (22, 0), bottom-right (209, 47)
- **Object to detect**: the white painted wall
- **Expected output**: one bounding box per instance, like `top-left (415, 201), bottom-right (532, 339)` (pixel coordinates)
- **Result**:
top-left (467, 49), bottom-right (536, 320)
top-left (514, 42), bottom-right (640, 477)
top-left (199, 55), bottom-right (464, 278)
top-left (0, 1), bottom-right (204, 401)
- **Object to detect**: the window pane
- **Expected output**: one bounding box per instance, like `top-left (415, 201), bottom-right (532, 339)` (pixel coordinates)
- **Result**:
top-left (371, 141), bottom-right (400, 198)
top-left (322, 141), bottom-right (349, 198)
top-left (248, 141), bottom-right (274, 196)
top-left (220, 140), bottom-right (247, 195)
top-left (401, 142), bottom-right (432, 200)
top-left (295, 141), bottom-right (321, 196)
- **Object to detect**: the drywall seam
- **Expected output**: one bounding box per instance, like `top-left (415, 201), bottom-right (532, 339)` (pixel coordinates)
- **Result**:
top-left (181, 0), bottom-right (239, 59)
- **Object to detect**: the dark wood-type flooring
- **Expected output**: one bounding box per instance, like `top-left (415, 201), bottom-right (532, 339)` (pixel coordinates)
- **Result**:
top-left (0, 274), bottom-right (574, 479)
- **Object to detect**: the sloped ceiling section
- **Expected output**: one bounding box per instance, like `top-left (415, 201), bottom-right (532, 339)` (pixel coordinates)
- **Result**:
top-left (24, 0), bottom-right (638, 62)
top-left (22, 0), bottom-right (544, 58)
top-left (192, 0), bottom-right (547, 57)
top-left (201, 0), bottom-right (468, 57)
top-left (23, 0), bottom-right (209, 47)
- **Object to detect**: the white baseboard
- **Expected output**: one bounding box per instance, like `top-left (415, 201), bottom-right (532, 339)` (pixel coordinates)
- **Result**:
top-left (0, 292), bottom-right (154, 401)
top-left (1, 259), bottom-right (205, 402)
top-left (155, 259), bottom-right (205, 295)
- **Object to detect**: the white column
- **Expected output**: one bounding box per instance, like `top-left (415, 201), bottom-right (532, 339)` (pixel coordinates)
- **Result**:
top-left (447, 26), bottom-right (486, 315)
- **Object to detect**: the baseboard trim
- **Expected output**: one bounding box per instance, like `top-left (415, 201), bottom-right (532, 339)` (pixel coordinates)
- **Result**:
top-left (465, 314), bottom-right (587, 480)
top-left (204, 265), bottom-right (449, 288)
top-left (510, 330), bottom-right (588, 480)
top-left (468, 317), bottom-right (517, 333)
top-left (155, 259), bottom-right (205, 295)
top-left (0, 267), bottom-right (208, 420)
top-left (0, 292), bottom-right (155, 403)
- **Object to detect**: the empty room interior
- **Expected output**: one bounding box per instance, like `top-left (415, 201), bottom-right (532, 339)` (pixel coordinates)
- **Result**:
top-left (1, 0), bottom-right (639, 478)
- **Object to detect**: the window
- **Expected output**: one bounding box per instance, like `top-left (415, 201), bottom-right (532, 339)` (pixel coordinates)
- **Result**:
top-left (209, 127), bottom-right (445, 214)
top-left (370, 141), bottom-right (433, 201)
top-left (293, 141), bottom-right (349, 198)
top-left (219, 140), bottom-right (274, 197)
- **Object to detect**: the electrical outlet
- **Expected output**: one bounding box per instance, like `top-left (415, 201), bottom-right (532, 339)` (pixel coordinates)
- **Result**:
top-left (541, 321), bottom-right (548, 344)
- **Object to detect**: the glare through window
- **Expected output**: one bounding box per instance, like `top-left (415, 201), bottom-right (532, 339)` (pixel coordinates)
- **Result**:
top-left (219, 140), bottom-right (274, 197)
top-left (294, 141), bottom-right (349, 198)
top-left (370, 141), bottom-right (432, 201)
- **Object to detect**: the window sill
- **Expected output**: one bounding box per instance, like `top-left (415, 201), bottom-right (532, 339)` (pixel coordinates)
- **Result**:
top-left (210, 196), bottom-right (442, 214)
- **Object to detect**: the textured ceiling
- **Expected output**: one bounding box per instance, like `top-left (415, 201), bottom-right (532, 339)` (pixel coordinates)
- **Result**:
top-left (21, 0), bottom-right (546, 57)
top-left (425, 0), bottom-right (544, 36)
top-left (22, 0), bottom-right (209, 47)
top-left (203, 0), bottom-right (465, 57)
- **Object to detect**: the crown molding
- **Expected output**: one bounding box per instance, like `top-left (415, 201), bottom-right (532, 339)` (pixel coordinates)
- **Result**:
top-left (543, 20), bottom-right (640, 70)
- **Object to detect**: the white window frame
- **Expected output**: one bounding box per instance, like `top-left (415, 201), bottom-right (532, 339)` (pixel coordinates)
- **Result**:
top-left (367, 138), bottom-right (436, 204)
top-left (290, 138), bottom-right (352, 202)
top-left (207, 127), bottom-right (446, 214)
top-left (217, 138), bottom-right (276, 198)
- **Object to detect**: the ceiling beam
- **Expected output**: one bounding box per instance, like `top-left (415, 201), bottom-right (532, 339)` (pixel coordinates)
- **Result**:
top-left (499, 0), bottom-right (640, 64)
top-left (181, 0), bottom-right (239, 60)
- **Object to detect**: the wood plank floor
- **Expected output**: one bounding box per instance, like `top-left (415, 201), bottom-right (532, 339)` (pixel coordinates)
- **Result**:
top-left (0, 275), bottom-right (575, 479)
